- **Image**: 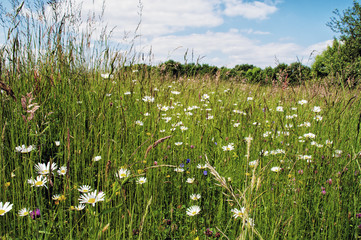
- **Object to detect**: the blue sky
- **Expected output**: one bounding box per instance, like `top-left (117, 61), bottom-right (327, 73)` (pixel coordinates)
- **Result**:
top-left (0, 0), bottom-right (356, 68)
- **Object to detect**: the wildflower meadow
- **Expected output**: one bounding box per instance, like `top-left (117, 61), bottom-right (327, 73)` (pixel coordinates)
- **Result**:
top-left (1, 0), bottom-right (361, 239)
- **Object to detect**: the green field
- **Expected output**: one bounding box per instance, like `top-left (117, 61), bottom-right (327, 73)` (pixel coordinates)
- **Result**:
top-left (2, 72), bottom-right (361, 239)
top-left (2, 1), bottom-right (361, 239)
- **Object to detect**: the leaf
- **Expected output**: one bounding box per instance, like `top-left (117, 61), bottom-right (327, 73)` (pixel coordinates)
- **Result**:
top-left (99, 207), bottom-right (118, 216)
top-left (99, 202), bottom-right (123, 217)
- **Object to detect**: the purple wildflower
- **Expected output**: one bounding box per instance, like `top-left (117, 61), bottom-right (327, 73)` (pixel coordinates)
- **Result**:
top-left (30, 208), bottom-right (41, 219)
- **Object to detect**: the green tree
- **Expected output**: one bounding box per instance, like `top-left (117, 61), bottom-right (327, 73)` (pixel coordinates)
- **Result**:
top-left (263, 66), bottom-right (275, 84)
top-left (327, 0), bottom-right (361, 60)
top-left (312, 39), bottom-right (346, 78)
top-left (245, 67), bottom-right (262, 83)
top-left (286, 62), bottom-right (311, 84)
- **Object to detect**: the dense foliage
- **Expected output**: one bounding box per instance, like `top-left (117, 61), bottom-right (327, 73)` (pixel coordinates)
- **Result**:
top-left (312, 0), bottom-right (361, 86)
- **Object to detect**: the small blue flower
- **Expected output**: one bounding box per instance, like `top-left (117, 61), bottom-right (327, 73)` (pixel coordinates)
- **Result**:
top-left (186, 159), bottom-right (190, 164)
top-left (180, 163), bottom-right (185, 168)
top-left (203, 170), bottom-right (208, 176)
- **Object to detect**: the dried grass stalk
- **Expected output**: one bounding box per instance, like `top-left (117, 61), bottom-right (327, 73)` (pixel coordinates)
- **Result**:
top-left (144, 135), bottom-right (171, 159)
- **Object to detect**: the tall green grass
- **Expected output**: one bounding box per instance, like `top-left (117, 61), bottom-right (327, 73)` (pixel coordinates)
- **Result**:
top-left (1, 0), bottom-right (361, 239)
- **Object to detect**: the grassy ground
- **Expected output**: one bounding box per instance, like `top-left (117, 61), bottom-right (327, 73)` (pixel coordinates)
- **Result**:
top-left (1, 1), bottom-right (361, 238)
top-left (1, 71), bottom-right (361, 239)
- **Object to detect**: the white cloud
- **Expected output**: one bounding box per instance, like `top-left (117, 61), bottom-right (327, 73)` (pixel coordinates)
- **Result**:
top-left (223, 0), bottom-right (278, 20)
top-left (303, 40), bottom-right (333, 56)
top-left (239, 28), bottom-right (271, 35)
top-left (79, 0), bottom-right (223, 37)
top-left (30, 0), bottom-right (331, 69)
top-left (142, 31), bottom-right (330, 68)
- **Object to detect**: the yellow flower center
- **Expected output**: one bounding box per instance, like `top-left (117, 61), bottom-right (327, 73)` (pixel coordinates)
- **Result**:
top-left (35, 181), bottom-right (43, 186)
top-left (61, 170), bottom-right (65, 173)
top-left (191, 211), bottom-right (196, 215)
top-left (23, 211), bottom-right (29, 216)
top-left (121, 173), bottom-right (126, 177)
top-left (0, 210), bottom-right (5, 215)
top-left (42, 170), bottom-right (49, 174)
top-left (83, 189), bottom-right (88, 192)
top-left (88, 198), bottom-right (96, 204)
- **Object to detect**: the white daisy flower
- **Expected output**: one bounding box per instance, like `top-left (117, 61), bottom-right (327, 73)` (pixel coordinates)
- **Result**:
top-left (201, 94), bottom-right (210, 100)
top-left (314, 115), bottom-right (323, 121)
top-left (34, 162), bottom-right (58, 175)
top-left (79, 190), bottom-right (105, 206)
top-left (271, 166), bottom-right (282, 172)
top-left (57, 166), bottom-right (67, 176)
top-left (101, 73), bottom-right (111, 79)
top-left (303, 133), bottom-right (316, 139)
top-left (298, 155), bottom-right (312, 161)
top-left (0, 202), bottom-right (13, 216)
top-left (135, 120), bottom-right (144, 126)
top-left (312, 106), bottom-right (321, 113)
top-left (142, 96), bottom-right (155, 103)
top-left (186, 178), bottom-right (195, 184)
top-left (160, 106), bottom-right (169, 111)
top-left (93, 156), bottom-right (102, 162)
top-left (186, 205), bottom-right (201, 216)
top-left (15, 145), bottom-right (36, 153)
top-left (74, 204), bottom-right (86, 211)
top-left (163, 117), bottom-right (172, 123)
top-left (18, 208), bottom-right (30, 217)
top-left (197, 164), bottom-right (207, 169)
top-left (276, 106), bottom-right (284, 112)
top-left (52, 194), bottom-right (61, 200)
top-left (190, 194), bottom-right (201, 200)
top-left (231, 207), bottom-right (245, 219)
top-left (249, 160), bottom-right (258, 168)
top-left (115, 168), bottom-right (131, 179)
top-left (78, 185), bottom-right (92, 193)
top-left (137, 177), bottom-right (147, 185)
top-left (27, 175), bottom-right (47, 188)
top-left (222, 143), bottom-right (234, 151)
top-left (174, 168), bottom-right (184, 173)
top-left (298, 99), bottom-right (308, 105)
top-left (180, 126), bottom-right (188, 132)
